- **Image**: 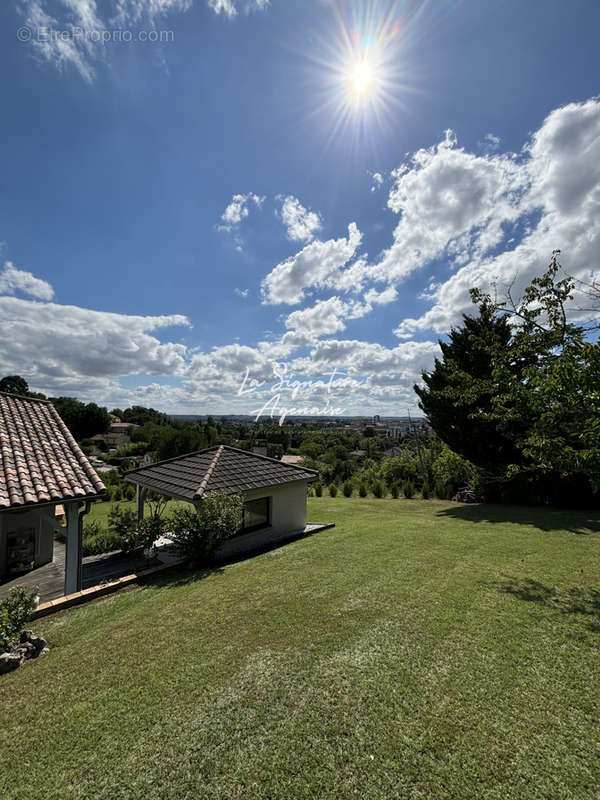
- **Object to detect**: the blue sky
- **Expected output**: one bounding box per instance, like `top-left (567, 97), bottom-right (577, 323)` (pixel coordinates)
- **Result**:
top-left (1, 0), bottom-right (599, 417)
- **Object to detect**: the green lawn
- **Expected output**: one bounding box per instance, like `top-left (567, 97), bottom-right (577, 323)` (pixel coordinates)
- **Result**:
top-left (2, 497), bottom-right (600, 799)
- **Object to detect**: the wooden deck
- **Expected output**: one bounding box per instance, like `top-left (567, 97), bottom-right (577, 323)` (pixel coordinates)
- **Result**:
top-left (0, 538), bottom-right (159, 603)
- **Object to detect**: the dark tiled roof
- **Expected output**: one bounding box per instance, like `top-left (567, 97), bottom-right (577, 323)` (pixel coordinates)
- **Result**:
top-left (0, 392), bottom-right (106, 510)
top-left (125, 444), bottom-right (317, 501)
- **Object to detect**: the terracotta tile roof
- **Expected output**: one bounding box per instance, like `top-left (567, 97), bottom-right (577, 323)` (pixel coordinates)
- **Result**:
top-left (0, 392), bottom-right (106, 510)
top-left (125, 444), bottom-right (317, 501)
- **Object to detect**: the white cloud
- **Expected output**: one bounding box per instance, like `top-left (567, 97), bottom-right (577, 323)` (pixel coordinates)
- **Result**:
top-left (261, 223), bottom-right (362, 304)
top-left (0, 295), bottom-right (189, 395)
top-left (394, 98), bottom-right (600, 337)
top-left (207, 0), bottom-right (269, 16)
top-left (278, 195), bottom-right (322, 243)
top-left (370, 171), bottom-right (384, 192)
top-left (370, 128), bottom-right (523, 285)
top-left (218, 192), bottom-right (264, 230)
top-left (235, 287), bottom-right (249, 297)
top-left (18, 0), bottom-right (266, 82)
top-left (0, 261), bottom-right (54, 301)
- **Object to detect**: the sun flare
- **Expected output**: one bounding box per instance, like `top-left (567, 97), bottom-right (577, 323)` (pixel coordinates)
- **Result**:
top-left (350, 59), bottom-right (374, 97)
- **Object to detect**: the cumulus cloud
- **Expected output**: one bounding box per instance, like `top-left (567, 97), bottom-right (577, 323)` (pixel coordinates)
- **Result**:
top-left (261, 223), bottom-right (363, 304)
top-left (394, 98), bottom-right (600, 337)
top-left (235, 287), bottom-right (249, 297)
top-left (0, 261), bottom-right (54, 300)
top-left (218, 192), bottom-right (264, 230)
top-left (278, 195), bottom-right (322, 243)
top-left (0, 295), bottom-right (190, 395)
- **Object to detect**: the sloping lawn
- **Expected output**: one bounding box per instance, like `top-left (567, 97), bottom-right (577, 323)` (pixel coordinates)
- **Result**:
top-left (1, 498), bottom-right (599, 799)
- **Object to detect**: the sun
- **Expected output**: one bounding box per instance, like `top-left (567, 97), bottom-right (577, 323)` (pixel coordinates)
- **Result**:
top-left (350, 59), bottom-right (375, 98)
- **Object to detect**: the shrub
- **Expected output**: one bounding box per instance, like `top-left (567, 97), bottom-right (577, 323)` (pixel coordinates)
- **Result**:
top-left (372, 480), bottom-right (385, 498)
top-left (403, 480), bottom-right (415, 499)
top-left (107, 505), bottom-right (139, 553)
top-left (82, 519), bottom-right (122, 557)
top-left (314, 482), bottom-right (323, 497)
top-left (113, 486), bottom-right (123, 501)
top-left (391, 483), bottom-right (400, 499)
top-left (0, 587), bottom-right (38, 652)
top-left (104, 486), bottom-right (113, 502)
top-left (358, 483), bottom-right (368, 498)
top-left (343, 481), bottom-right (353, 498)
top-left (328, 483), bottom-right (338, 497)
top-left (435, 481), bottom-right (448, 500)
top-left (168, 492), bottom-right (243, 565)
top-left (421, 481), bottom-right (431, 500)
top-left (124, 484), bottom-right (136, 501)
top-left (137, 515), bottom-right (166, 551)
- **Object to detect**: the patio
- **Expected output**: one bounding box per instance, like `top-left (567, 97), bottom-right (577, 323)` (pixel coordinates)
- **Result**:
top-left (0, 537), bottom-right (161, 603)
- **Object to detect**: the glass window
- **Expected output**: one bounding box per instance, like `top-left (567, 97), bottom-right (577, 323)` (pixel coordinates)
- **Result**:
top-left (242, 497), bottom-right (270, 532)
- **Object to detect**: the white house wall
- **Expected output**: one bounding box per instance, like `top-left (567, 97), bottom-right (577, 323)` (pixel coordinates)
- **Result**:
top-left (217, 479), bottom-right (309, 560)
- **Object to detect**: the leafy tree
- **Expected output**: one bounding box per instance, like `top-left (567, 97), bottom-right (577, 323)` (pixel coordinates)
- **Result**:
top-left (0, 375), bottom-right (30, 396)
top-left (51, 397), bottom-right (109, 440)
top-left (417, 254), bottom-right (600, 504)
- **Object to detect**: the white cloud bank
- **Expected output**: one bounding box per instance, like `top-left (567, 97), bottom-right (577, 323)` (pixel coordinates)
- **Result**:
top-left (2, 97), bottom-right (599, 414)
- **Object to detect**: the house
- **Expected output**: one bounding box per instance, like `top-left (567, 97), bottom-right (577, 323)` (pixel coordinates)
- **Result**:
top-left (125, 445), bottom-right (322, 558)
top-left (0, 392), bottom-right (105, 594)
top-left (280, 454), bottom-right (304, 466)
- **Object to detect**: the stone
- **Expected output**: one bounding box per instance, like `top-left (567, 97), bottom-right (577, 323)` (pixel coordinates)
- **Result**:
top-left (0, 652), bottom-right (23, 675)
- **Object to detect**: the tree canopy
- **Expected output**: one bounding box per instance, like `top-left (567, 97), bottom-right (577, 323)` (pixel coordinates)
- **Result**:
top-left (416, 254), bottom-right (600, 505)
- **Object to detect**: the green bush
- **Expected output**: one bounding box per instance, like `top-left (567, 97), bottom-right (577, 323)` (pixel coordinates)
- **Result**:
top-left (82, 519), bottom-right (122, 557)
top-left (314, 482), bottom-right (323, 497)
top-left (435, 481), bottom-right (448, 500)
top-left (107, 505), bottom-right (139, 553)
top-left (372, 480), bottom-right (385, 498)
top-left (358, 483), bottom-right (368, 498)
top-left (421, 481), bottom-right (431, 500)
top-left (391, 483), bottom-right (400, 499)
top-left (124, 484), bottom-right (136, 501)
top-left (0, 586), bottom-right (38, 652)
top-left (168, 492), bottom-right (243, 565)
top-left (328, 483), bottom-right (338, 498)
top-left (343, 481), bottom-right (353, 498)
top-left (104, 486), bottom-right (113, 502)
top-left (403, 480), bottom-right (415, 499)
top-left (113, 486), bottom-right (123, 501)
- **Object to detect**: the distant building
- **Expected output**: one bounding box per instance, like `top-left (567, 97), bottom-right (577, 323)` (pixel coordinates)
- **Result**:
top-left (281, 454), bottom-right (304, 466)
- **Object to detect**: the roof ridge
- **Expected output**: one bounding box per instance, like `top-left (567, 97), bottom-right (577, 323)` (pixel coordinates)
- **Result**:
top-left (194, 444), bottom-right (224, 500)
top-left (0, 390), bottom-right (51, 404)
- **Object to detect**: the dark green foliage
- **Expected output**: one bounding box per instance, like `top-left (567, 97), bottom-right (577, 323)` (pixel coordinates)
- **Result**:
top-left (391, 484), bottom-right (400, 499)
top-left (372, 480), bottom-right (385, 498)
top-left (417, 255), bottom-right (600, 505)
top-left (124, 484), bottom-right (136, 501)
top-left (403, 480), bottom-right (415, 499)
top-left (51, 397), bottom-right (110, 440)
top-left (435, 481), bottom-right (448, 500)
top-left (107, 506), bottom-right (138, 553)
top-left (358, 483), bottom-right (368, 498)
top-left (328, 483), bottom-right (338, 498)
top-left (168, 493), bottom-right (243, 565)
top-left (314, 482), bottom-right (323, 497)
top-left (0, 587), bottom-right (38, 652)
top-left (343, 481), bottom-right (353, 498)
top-left (421, 481), bottom-right (431, 500)
top-left (82, 520), bottom-right (122, 557)
top-left (0, 375), bottom-right (30, 396)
